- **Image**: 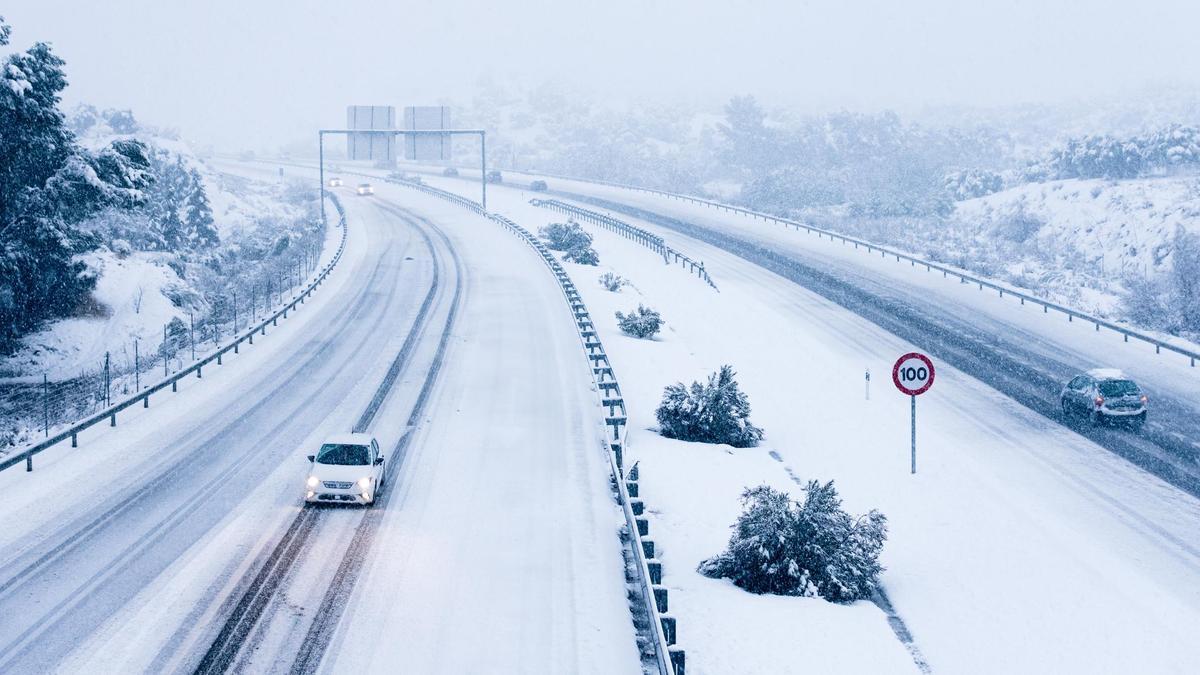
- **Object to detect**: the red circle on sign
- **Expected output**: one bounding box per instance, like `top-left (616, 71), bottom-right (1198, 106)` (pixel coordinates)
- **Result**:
top-left (892, 352), bottom-right (935, 396)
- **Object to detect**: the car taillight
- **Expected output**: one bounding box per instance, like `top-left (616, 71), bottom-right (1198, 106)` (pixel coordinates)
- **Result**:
top-left (1094, 396), bottom-right (1104, 407)
top-left (1141, 395), bottom-right (1148, 404)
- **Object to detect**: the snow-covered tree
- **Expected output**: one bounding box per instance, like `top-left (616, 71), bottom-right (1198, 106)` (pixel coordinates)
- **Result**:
top-left (615, 304), bottom-right (662, 338)
top-left (538, 221), bottom-right (592, 251)
top-left (0, 18), bottom-right (152, 348)
top-left (699, 481), bottom-right (888, 602)
top-left (562, 244), bottom-right (599, 265)
top-left (656, 365), bottom-right (764, 447)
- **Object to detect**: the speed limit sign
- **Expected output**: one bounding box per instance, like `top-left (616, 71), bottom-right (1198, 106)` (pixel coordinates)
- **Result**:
top-left (892, 352), bottom-right (935, 395)
top-left (892, 352), bottom-right (935, 474)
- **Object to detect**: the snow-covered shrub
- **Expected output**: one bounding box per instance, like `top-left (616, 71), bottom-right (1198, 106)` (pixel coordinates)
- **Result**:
top-left (538, 221), bottom-right (592, 251)
top-left (111, 239), bottom-right (132, 259)
top-left (942, 168), bottom-right (1003, 201)
top-left (655, 365), bottom-right (763, 447)
top-left (616, 305), bottom-right (662, 338)
top-left (599, 272), bottom-right (627, 292)
top-left (564, 245), bottom-right (599, 265)
top-left (698, 482), bottom-right (888, 602)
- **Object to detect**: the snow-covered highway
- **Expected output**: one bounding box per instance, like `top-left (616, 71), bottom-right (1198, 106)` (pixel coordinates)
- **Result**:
top-left (414, 166), bottom-right (1200, 495)
top-left (400, 169), bottom-right (1200, 673)
top-left (0, 166), bottom-right (641, 674)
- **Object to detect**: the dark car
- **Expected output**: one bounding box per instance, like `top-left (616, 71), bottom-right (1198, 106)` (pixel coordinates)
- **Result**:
top-left (1060, 369), bottom-right (1147, 428)
top-left (530, 180), bottom-right (549, 192)
top-left (486, 170), bottom-right (503, 183)
top-left (443, 167), bottom-right (459, 177)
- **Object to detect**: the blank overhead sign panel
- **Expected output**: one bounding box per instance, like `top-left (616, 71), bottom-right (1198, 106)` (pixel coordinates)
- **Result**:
top-left (346, 105), bottom-right (395, 162)
top-left (403, 106), bottom-right (451, 161)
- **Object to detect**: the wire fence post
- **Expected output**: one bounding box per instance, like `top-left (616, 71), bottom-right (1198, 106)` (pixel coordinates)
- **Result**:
top-left (189, 312), bottom-right (196, 361)
top-left (233, 291), bottom-right (238, 332)
top-left (42, 373), bottom-right (49, 438)
top-left (163, 322), bottom-right (169, 377)
top-left (104, 352), bottom-right (111, 407)
top-left (134, 339), bottom-right (140, 393)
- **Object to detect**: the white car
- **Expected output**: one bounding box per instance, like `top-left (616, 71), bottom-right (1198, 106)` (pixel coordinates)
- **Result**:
top-left (304, 433), bottom-right (385, 505)
top-left (327, 177), bottom-right (343, 187)
top-left (355, 182), bottom-right (374, 195)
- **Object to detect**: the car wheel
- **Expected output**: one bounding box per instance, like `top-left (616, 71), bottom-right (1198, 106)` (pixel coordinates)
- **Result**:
top-left (1090, 410), bottom-right (1104, 426)
top-left (1060, 398), bottom-right (1071, 417)
top-left (1131, 413), bottom-right (1146, 432)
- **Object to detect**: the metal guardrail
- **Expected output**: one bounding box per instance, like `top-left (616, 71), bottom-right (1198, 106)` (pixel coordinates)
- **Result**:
top-left (510, 170), bottom-right (1200, 368)
top-left (382, 177), bottom-right (684, 674)
top-left (1, 196), bottom-right (351, 474)
top-left (530, 198), bottom-right (717, 290)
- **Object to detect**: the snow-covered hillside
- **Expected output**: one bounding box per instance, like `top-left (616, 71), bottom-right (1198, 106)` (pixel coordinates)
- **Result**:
top-left (1, 111), bottom-right (321, 379)
top-left (942, 173), bottom-right (1200, 316)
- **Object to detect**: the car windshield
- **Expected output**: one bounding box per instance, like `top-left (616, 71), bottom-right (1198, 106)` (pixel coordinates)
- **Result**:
top-left (316, 443), bottom-right (370, 465)
top-left (1098, 380), bottom-right (1140, 397)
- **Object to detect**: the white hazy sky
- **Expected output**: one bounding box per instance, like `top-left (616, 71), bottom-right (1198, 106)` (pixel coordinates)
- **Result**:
top-left (5, 0), bottom-right (1198, 149)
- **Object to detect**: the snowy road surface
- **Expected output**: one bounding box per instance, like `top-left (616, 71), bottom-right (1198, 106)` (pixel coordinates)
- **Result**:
top-left (409, 171), bottom-right (1200, 674)
top-left (0, 165), bottom-right (640, 674)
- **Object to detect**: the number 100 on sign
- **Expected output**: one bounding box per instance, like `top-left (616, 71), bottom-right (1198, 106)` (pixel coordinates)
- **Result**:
top-left (892, 353), bottom-right (935, 396)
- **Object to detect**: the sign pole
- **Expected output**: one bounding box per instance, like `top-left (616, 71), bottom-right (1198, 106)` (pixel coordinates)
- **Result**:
top-left (911, 394), bottom-right (917, 474)
top-left (892, 351), bottom-right (934, 476)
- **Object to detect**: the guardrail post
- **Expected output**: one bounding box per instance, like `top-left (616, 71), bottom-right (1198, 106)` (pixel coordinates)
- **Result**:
top-left (197, 366), bottom-right (203, 379)
top-left (647, 559), bottom-right (662, 584)
top-left (172, 381), bottom-right (177, 392)
top-left (71, 433), bottom-right (77, 447)
top-left (110, 413), bottom-right (116, 427)
top-left (143, 394), bottom-right (149, 409)
top-left (652, 585), bottom-right (669, 613)
top-left (669, 647), bottom-right (686, 674)
top-left (660, 615), bottom-right (677, 645)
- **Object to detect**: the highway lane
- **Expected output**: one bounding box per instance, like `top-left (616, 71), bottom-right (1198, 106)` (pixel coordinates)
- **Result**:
top-left (0, 186), bottom-right (434, 673)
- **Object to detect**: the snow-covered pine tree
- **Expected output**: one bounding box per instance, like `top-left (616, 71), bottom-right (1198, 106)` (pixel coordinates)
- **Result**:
top-left (615, 304), bottom-right (663, 338)
top-left (0, 18), bottom-right (152, 348)
top-left (655, 365), bottom-right (763, 447)
top-left (700, 481), bottom-right (888, 602)
top-left (180, 168), bottom-right (218, 249)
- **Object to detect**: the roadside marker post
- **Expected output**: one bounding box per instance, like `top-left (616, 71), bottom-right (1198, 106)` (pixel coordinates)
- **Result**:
top-left (892, 352), bottom-right (935, 474)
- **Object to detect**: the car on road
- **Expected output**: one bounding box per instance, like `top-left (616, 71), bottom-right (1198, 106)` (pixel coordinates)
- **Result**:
top-left (486, 170), bottom-right (503, 183)
top-left (305, 433), bottom-right (385, 505)
top-left (530, 179), bottom-right (548, 192)
top-left (355, 182), bottom-right (374, 196)
top-left (1060, 369), bottom-right (1147, 428)
top-left (443, 167), bottom-right (459, 177)
top-left (327, 177), bottom-right (343, 187)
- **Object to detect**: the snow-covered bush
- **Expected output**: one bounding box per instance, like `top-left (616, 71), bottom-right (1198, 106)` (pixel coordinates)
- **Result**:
top-left (615, 305), bottom-right (662, 338)
top-left (111, 239), bottom-right (132, 259)
top-left (563, 245), bottom-right (599, 265)
top-left (655, 365), bottom-right (763, 447)
top-left (538, 221), bottom-right (592, 251)
top-left (599, 272), bottom-right (627, 292)
top-left (699, 482), bottom-right (888, 602)
top-left (943, 168), bottom-right (1003, 201)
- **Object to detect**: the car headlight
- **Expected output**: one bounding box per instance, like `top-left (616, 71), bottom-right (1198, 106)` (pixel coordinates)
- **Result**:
top-left (306, 475), bottom-right (320, 488)
top-left (358, 476), bottom-right (373, 490)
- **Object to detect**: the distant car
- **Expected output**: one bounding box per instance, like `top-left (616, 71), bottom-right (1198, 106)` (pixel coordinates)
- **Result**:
top-left (327, 177), bottom-right (343, 187)
top-left (443, 167), bottom-right (459, 177)
top-left (530, 180), bottom-right (549, 192)
top-left (305, 433), bottom-right (385, 505)
top-left (356, 183), bottom-right (374, 196)
top-left (1060, 369), bottom-right (1147, 428)
top-left (486, 170), bottom-right (503, 184)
